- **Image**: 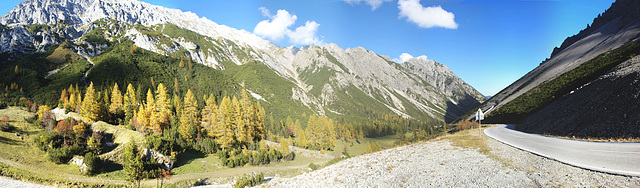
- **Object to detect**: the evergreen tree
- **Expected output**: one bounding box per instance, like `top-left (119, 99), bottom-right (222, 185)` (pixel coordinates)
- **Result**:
top-left (123, 141), bottom-right (144, 187)
top-left (80, 82), bottom-right (100, 121)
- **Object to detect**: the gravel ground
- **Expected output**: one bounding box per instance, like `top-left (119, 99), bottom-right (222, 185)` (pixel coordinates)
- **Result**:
top-left (265, 137), bottom-right (640, 187)
top-left (0, 177), bottom-right (53, 188)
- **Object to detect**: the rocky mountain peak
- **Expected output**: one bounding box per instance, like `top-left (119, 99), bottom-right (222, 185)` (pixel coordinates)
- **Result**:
top-left (1, 0), bottom-right (275, 50)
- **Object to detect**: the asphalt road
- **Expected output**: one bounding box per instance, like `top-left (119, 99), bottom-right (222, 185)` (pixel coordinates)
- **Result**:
top-left (485, 124), bottom-right (640, 177)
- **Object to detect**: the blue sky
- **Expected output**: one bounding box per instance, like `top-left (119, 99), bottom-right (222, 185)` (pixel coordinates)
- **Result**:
top-left (0, 0), bottom-right (615, 96)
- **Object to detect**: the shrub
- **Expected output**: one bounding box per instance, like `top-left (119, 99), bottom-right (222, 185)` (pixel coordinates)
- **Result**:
top-left (282, 151), bottom-right (295, 161)
top-left (233, 172), bottom-right (264, 188)
top-left (84, 152), bottom-right (102, 176)
top-left (46, 147), bottom-right (73, 164)
top-left (308, 163), bottom-right (317, 170)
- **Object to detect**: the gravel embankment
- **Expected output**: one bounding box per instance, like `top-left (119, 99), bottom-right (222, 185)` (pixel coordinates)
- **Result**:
top-left (0, 177), bottom-right (53, 188)
top-left (266, 138), bottom-right (640, 187)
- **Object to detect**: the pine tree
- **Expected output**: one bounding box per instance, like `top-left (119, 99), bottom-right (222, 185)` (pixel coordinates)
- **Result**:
top-left (123, 141), bottom-right (144, 187)
top-left (109, 83), bottom-right (123, 114)
top-left (178, 89), bottom-right (198, 142)
top-left (124, 83), bottom-right (138, 124)
top-left (80, 82), bottom-right (100, 121)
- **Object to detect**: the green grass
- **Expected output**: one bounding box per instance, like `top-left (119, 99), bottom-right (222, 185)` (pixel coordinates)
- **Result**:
top-left (172, 151), bottom-right (225, 175)
top-left (331, 135), bottom-right (397, 157)
top-left (0, 107), bottom-right (126, 186)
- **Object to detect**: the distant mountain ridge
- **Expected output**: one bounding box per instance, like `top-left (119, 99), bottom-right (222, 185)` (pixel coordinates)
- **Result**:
top-left (0, 0), bottom-right (486, 122)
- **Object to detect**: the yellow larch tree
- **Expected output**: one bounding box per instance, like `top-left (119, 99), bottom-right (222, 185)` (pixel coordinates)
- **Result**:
top-left (108, 83), bottom-right (123, 114)
top-left (178, 89), bottom-right (198, 142)
top-left (233, 96), bottom-right (247, 144)
top-left (80, 82), bottom-right (100, 121)
top-left (155, 83), bottom-right (171, 130)
top-left (59, 88), bottom-right (68, 108)
top-left (202, 94), bottom-right (218, 138)
top-left (123, 83), bottom-right (138, 124)
top-left (217, 96), bottom-right (235, 149)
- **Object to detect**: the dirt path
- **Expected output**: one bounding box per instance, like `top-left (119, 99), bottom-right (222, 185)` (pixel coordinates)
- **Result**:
top-left (140, 162), bottom-right (313, 186)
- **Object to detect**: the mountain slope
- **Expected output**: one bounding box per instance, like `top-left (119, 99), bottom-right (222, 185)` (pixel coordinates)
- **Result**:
top-left (469, 0), bottom-right (640, 123)
top-left (0, 0), bottom-right (485, 123)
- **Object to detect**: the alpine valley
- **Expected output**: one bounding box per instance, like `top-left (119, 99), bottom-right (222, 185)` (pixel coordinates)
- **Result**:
top-left (0, 0), bottom-right (485, 125)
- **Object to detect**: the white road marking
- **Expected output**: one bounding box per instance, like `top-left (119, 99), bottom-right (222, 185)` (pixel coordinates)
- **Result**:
top-left (588, 149), bottom-right (640, 154)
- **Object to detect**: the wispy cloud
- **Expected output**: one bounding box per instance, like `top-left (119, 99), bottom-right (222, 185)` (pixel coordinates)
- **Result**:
top-left (344, 0), bottom-right (393, 11)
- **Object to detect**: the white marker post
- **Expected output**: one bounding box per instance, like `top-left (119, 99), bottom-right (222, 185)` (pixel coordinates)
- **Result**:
top-left (475, 109), bottom-right (484, 137)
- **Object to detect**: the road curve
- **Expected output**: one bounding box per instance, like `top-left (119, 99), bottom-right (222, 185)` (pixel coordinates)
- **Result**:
top-left (485, 124), bottom-right (640, 177)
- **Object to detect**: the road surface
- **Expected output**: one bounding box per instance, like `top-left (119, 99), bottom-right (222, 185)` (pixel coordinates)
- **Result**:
top-left (485, 124), bottom-right (640, 177)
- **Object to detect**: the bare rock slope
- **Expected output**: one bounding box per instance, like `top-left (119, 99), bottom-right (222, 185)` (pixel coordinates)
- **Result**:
top-left (519, 55), bottom-right (640, 139)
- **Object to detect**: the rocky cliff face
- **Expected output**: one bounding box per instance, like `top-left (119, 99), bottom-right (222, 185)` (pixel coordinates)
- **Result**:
top-left (0, 0), bottom-right (486, 122)
top-left (472, 0), bottom-right (640, 121)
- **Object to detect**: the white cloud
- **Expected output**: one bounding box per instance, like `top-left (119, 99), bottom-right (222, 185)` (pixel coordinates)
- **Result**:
top-left (393, 53), bottom-right (428, 63)
top-left (253, 8), bottom-right (296, 42)
top-left (288, 21), bottom-right (322, 45)
top-left (344, 0), bottom-right (392, 11)
top-left (253, 8), bottom-right (323, 46)
top-left (398, 0), bottom-right (458, 29)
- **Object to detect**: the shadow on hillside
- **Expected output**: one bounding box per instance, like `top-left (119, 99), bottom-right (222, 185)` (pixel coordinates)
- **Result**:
top-left (444, 94), bottom-right (481, 123)
top-left (0, 136), bottom-right (18, 145)
top-left (173, 150), bottom-right (205, 168)
top-left (102, 160), bottom-right (123, 173)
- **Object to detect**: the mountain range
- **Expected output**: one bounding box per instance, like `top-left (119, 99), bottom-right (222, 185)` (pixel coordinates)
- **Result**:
top-left (0, 0), bottom-right (485, 124)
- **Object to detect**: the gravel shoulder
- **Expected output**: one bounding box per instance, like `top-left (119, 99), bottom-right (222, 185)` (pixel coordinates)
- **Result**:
top-left (265, 129), bottom-right (640, 187)
top-left (0, 177), bottom-right (53, 188)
